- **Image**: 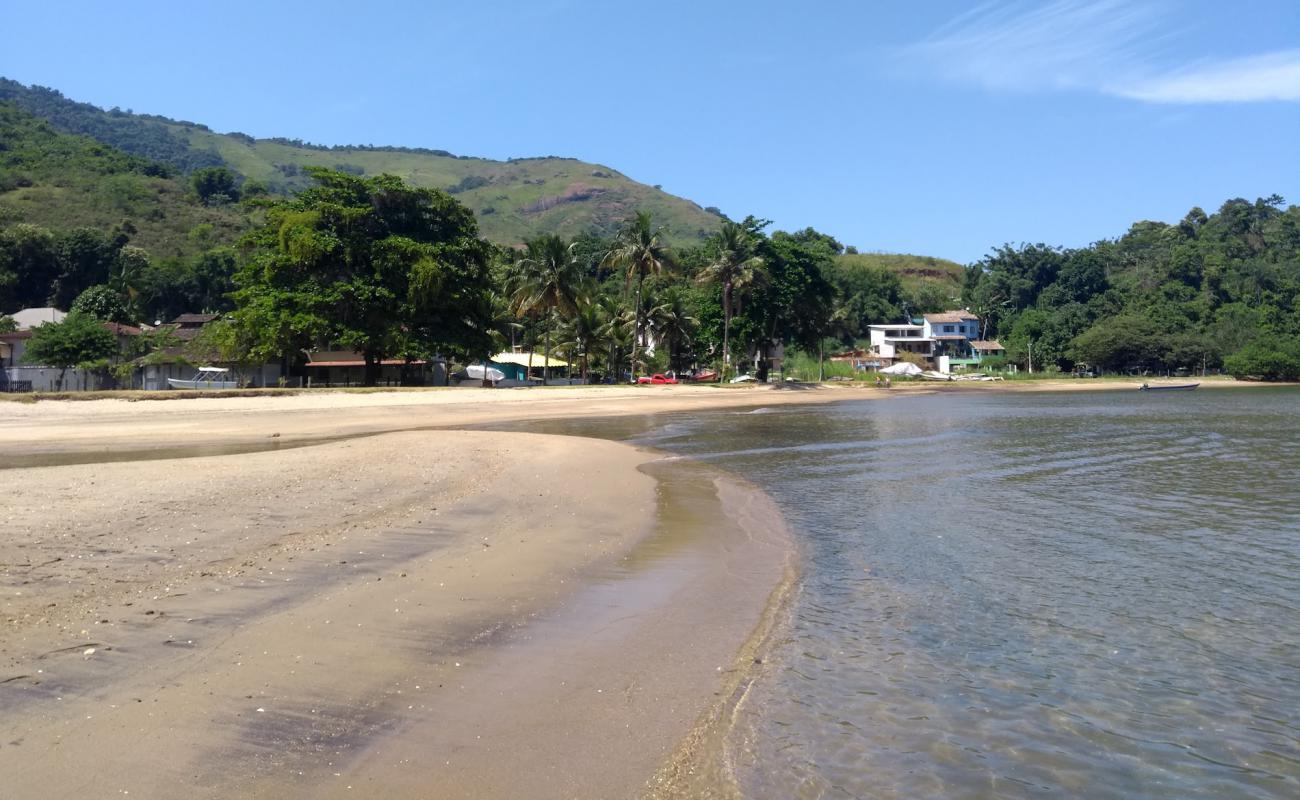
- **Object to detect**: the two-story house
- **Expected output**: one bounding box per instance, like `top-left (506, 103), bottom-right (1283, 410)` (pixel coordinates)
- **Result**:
top-left (864, 310), bottom-right (1004, 372)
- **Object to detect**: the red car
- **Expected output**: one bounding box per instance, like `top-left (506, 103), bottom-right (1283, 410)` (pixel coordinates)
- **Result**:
top-left (636, 373), bottom-right (679, 385)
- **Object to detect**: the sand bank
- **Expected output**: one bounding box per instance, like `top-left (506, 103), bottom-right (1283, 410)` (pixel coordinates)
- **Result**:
top-left (0, 429), bottom-right (792, 798)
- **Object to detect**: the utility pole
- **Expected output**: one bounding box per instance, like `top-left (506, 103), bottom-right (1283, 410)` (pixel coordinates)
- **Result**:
top-left (1028, 340), bottom-right (1034, 374)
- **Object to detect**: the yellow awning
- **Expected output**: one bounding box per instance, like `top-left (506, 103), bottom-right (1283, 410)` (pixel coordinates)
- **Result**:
top-left (491, 351), bottom-right (570, 369)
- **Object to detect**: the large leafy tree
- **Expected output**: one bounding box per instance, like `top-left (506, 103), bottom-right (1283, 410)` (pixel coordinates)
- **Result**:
top-left (696, 219), bottom-right (766, 377)
top-left (602, 211), bottom-right (674, 379)
top-left (232, 168), bottom-right (493, 385)
top-left (22, 311), bottom-right (118, 389)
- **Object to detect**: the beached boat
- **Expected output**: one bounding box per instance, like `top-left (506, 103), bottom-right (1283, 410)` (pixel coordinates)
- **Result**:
top-left (1140, 382), bottom-right (1199, 391)
top-left (167, 367), bottom-right (238, 390)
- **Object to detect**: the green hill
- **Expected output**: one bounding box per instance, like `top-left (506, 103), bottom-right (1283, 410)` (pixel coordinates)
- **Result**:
top-left (0, 78), bottom-right (723, 247)
top-left (0, 102), bottom-right (249, 260)
top-left (834, 252), bottom-right (964, 293)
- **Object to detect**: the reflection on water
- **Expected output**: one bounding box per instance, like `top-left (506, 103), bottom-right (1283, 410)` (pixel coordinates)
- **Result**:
top-left (511, 389), bottom-right (1300, 799)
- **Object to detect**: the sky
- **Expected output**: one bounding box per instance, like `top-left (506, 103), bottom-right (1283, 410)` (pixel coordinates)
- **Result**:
top-left (2, 0), bottom-right (1298, 263)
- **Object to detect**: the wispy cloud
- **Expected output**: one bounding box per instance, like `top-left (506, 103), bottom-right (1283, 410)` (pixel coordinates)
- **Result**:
top-left (904, 0), bottom-right (1300, 104)
top-left (1116, 50), bottom-right (1300, 103)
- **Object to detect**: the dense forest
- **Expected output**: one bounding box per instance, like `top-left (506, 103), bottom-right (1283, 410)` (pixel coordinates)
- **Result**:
top-left (966, 197), bottom-right (1300, 378)
top-left (2, 81), bottom-right (1298, 383)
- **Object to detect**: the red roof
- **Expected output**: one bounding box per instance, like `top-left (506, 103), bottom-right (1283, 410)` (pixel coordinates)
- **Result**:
top-left (971, 340), bottom-right (1004, 351)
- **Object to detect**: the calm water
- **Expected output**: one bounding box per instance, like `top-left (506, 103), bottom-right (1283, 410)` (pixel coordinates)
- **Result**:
top-left (510, 388), bottom-right (1300, 798)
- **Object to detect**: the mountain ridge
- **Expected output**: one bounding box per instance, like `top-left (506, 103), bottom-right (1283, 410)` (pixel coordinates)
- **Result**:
top-left (0, 78), bottom-right (724, 247)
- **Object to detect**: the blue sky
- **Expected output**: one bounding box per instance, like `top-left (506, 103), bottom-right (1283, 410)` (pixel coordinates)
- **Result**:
top-left (3, 0), bottom-right (1298, 262)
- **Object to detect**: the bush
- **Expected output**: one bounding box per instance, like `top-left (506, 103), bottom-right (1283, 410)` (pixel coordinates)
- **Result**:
top-left (70, 284), bottom-right (132, 323)
top-left (1223, 339), bottom-right (1300, 381)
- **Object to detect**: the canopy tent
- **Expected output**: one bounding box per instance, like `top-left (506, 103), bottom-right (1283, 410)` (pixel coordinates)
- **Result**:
top-left (491, 351), bottom-right (569, 369)
top-left (467, 364), bottom-right (506, 381)
top-left (878, 361), bottom-right (922, 376)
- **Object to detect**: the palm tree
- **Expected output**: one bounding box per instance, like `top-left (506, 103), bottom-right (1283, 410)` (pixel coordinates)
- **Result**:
top-left (565, 296), bottom-right (605, 381)
top-left (596, 294), bottom-right (633, 382)
top-left (696, 221), bottom-right (766, 378)
top-left (510, 235), bottom-right (584, 383)
top-left (601, 211), bottom-right (674, 380)
top-left (645, 287), bottom-right (698, 374)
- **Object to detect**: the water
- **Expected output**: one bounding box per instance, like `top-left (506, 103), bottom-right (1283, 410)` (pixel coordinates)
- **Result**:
top-left (514, 388), bottom-right (1300, 799)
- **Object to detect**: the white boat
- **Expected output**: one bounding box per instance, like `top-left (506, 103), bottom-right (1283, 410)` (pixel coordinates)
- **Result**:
top-left (167, 367), bottom-right (238, 390)
top-left (467, 364), bottom-right (506, 382)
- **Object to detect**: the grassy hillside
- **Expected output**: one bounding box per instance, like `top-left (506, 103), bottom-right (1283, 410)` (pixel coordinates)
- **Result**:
top-left (835, 252), bottom-right (965, 293)
top-left (0, 78), bottom-right (722, 247)
top-left (0, 103), bottom-right (249, 260)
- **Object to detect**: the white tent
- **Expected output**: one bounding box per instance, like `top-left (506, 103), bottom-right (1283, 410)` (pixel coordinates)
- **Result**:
top-left (878, 361), bottom-right (922, 376)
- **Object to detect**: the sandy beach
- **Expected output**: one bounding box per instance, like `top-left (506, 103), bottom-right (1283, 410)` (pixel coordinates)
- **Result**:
top-left (0, 378), bottom-right (1272, 798)
top-left (0, 386), bottom-right (806, 799)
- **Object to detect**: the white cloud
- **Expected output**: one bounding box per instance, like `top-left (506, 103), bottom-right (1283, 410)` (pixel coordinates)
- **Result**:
top-left (905, 0), bottom-right (1300, 104)
top-left (1116, 50), bottom-right (1300, 103)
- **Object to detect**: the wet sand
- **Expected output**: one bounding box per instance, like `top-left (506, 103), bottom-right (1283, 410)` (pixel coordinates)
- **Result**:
top-left (0, 425), bottom-right (793, 798)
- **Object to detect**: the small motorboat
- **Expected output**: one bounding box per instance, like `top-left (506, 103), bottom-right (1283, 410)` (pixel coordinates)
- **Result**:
top-left (1139, 382), bottom-right (1199, 391)
top-left (167, 367), bottom-right (238, 390)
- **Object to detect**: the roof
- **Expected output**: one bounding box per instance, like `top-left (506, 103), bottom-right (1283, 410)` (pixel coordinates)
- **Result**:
top-left (305, 350), bottom-right (429, 368)
top-left (491, 351), bottom-right (570, 369)
top-left (11, 307), bottom-right (66, 330)
top-left (924, 310), bottom-right (979, 324)
top-left (172, 313), bottom-right (219, 326)
top-left (971, 340), bottom-right (1004, 351)
top-left (102, 322), bottom-right (142, 336)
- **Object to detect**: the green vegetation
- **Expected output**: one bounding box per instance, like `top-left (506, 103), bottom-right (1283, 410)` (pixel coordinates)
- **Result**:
top-left (22, 311), bottom-right (119, 389)
top-left (0, 78), bottom-right (720, 248)
top-left (231, 168), bottom-right (493, 385)
top-left (3, 77), bottom-right (1296, 387)
top-left (965, 197), bottom-right (1300, 379)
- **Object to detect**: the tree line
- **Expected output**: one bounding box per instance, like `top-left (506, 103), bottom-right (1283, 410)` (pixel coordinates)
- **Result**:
top-left (6, 163), bottom-right (1299, 385)
top-left (965, 196), bottom-right (1300, 379)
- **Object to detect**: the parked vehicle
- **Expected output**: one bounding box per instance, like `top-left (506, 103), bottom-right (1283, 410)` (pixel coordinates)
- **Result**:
top-left (636, 373), bottom-right (678, 385)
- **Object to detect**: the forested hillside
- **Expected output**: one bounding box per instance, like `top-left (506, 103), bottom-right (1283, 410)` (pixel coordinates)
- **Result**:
top-left (0, 103), bottom-right (249, 318)
top-left (0, 79), bottom-right (722, 247)
top-left (965, 196), bottom-right (1300, 377)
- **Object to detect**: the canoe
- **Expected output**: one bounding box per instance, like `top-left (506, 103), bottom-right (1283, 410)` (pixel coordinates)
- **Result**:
top-left (1139, 383), bottom-right (1199, 391)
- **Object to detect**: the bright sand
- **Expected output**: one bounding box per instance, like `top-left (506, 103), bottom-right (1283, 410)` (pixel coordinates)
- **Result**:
top-left (0, 379), bottom-right (1267, 797)
top-left (0, 386), bottom-right (814, 799)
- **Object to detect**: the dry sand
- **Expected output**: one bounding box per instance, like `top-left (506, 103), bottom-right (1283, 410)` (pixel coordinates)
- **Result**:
top-left (0, 390), bottom-right (798, 798)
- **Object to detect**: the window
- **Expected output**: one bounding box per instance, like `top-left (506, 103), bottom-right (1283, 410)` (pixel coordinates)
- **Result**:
top-left (944, 325), bottom-right (954, 333)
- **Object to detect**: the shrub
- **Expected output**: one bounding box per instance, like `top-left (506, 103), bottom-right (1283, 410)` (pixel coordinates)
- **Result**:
top-left (1223, 339), bottom-right (1300, 381)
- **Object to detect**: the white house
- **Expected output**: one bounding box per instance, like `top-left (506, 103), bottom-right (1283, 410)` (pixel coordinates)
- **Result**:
top-left (868, 323), bottom-right (932, 360)
top-left (865, 311), bottom-right (1004, 373)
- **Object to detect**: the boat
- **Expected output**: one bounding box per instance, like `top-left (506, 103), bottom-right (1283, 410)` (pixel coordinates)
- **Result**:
top-left (466, 364), bottom-right (506, 382)
top-left (1139, 382), bottom-right (1199, 391)
top-left (167, 367), bottom-right (238, 390)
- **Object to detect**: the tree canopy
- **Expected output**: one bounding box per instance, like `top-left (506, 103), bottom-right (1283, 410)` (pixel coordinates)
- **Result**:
top-left (231, 168), bottom-right (494, 385)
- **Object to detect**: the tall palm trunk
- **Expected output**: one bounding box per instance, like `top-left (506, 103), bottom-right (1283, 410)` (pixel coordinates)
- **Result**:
top-left (630, 274), bottom-right (644, 381)
top-left (543, 314), bottom-right (552, 384)
top-left (722, 280), bottom-right (733, 380)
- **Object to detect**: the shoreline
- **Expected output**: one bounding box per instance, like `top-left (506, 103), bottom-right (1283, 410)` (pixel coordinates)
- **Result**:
top-left (2, 378), bottom-right (1287, 461)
